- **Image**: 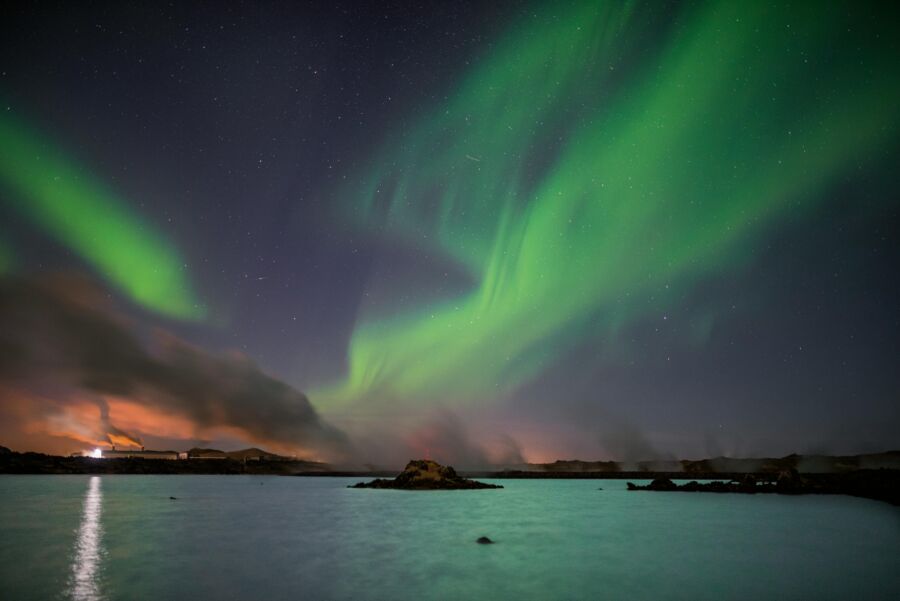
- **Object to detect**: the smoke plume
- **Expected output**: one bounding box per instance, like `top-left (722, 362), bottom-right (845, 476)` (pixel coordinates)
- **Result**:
top-left (0, 274), bottom-right (348, 458)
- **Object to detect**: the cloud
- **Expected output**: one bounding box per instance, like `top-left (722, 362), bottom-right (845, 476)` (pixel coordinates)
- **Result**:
top-left (406, 409), bottom-right (490, 468)
top-left (0, 274), bottom-right (348, 458)
top-left (597, 420), bottom-right (668, 465)
top-left (332, 407), bottom-right (526, 469)
top-left (400, 409), bottom-right (526, 469)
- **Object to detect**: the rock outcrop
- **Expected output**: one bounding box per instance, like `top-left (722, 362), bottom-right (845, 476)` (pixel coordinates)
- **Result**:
top-left (628, 476), bottom-right (768, 494)
top-left (626, 469), bottom-right (900, 504)
top-left (351, 459), bottom-right (503, 490)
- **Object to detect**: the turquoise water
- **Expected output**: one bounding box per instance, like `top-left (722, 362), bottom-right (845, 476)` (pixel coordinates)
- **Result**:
top-left (0, 476), bottom-right (898, 600)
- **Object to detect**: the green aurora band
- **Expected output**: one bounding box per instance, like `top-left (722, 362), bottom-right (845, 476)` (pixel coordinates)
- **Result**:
top-left (318, 1), bottom-right (900, 412)
top-left (0, 114), bottom-right (203, 319)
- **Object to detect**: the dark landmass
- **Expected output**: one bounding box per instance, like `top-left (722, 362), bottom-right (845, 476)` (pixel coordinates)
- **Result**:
top-left (222, 447), bottom-right (288, 461)
top-left (296, 450), bottom-right (900, 479)
top-left (184, 447), bottom-right (291, 461)
top-left (626, 469), bottom-right (900, 505)
top-left (186, 447), bottom-right (229, 459)
top-left (3, 441), bottom-right (899, 506)
top-left (0, 445), bottom-right (327, 475)
top-left (350, 459), bottom-right (503, 490)
top-left (524, 451), bottom-right (900, 475)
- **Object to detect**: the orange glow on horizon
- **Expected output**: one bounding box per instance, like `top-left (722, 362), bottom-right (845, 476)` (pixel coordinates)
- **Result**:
top-left (0, 386), bottom-right (321, 458)
top-left (105, 398), bottom-right (197, 441)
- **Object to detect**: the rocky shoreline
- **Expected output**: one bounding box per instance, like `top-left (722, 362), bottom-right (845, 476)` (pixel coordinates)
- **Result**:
top-left (626, 469), bottom-right (900, 505)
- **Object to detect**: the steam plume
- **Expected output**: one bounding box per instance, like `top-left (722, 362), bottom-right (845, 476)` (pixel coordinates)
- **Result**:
top-left (0, 274), bottom-right (348, 457)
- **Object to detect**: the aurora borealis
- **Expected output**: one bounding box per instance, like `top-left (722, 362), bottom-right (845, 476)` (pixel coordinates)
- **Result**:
top-left (0, 1), bottom-right (898, 462)
top-left (322, 1), bottom-right (900, 411)
top-left (0, 115), bottom-right (204, 320)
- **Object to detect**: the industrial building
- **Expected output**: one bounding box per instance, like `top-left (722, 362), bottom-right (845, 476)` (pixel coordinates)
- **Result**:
top-left (100, 448), bottom-right (179, 460)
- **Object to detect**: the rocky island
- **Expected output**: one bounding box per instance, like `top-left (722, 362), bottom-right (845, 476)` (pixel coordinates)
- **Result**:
top-left (351, 459), bottom-right (503, 490)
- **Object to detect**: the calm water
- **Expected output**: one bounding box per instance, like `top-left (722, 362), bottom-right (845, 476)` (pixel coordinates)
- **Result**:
top-left (1, 476), bottom-right (898, 600)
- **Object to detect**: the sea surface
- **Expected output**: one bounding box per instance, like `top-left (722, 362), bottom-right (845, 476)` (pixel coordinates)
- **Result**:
top-left (0, 475), bottom-right (898, 600)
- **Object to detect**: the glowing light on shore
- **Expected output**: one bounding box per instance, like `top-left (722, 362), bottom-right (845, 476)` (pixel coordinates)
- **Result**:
top-left (91, 448), bottom-right (102, 459)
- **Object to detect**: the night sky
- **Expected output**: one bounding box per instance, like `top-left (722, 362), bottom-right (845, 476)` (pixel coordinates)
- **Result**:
top-left (1, 1), bottom-right (898, 465)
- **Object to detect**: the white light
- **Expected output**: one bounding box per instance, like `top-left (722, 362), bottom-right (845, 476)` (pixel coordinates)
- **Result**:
top-left (91, 448), bottom-right (102, 459)
top-left (70, 476), bottom-right (103, 601)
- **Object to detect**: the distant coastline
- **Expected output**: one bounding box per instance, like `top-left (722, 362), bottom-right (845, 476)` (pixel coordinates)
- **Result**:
top-left (0, 445), bottom-right (329, 476)
top-left (2, 445), bottom-right (898, 479)
top-left (4, 445), bottom-right (896, 505)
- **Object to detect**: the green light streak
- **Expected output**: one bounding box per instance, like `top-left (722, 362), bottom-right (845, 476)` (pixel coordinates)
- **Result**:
top-left (319, 1), bottom-right (900, 411)
top-left (0, 114), bottom-right (203, 319)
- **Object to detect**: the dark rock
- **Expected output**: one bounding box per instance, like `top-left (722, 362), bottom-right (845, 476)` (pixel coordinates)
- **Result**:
top-left (476, 536), bottom-right (494, 544)
top-left (776, 468), bottom-right (805, 494)
top-left (169, 496), bottom-right (177, 500)
top-left (351, 459), bottom-right (503, 490)
top-left (624, 469), bottom-right (900, 504)
top-left (738, 474), bottom-right (758, 493)
top-left (648, 478), bottom-right (677, 491)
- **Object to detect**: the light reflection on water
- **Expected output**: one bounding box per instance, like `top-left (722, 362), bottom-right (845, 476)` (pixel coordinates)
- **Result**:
top-left (69, 476), bottom-right (103, 601)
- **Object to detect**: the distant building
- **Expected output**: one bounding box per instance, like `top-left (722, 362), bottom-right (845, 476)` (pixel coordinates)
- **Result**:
top-left (103, 448), bottom-right (179, 460)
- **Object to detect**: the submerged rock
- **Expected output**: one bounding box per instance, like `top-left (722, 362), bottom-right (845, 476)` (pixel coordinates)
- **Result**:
top-left (350, 459), bottom-right (503, 490)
